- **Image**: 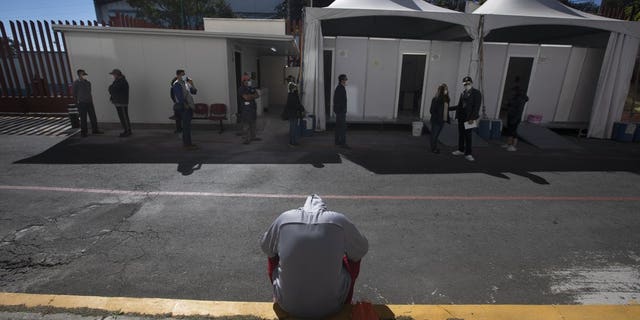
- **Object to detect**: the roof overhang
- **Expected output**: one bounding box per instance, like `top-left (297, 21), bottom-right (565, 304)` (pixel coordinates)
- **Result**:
top-left (52, 25), bottom-right (299, 56)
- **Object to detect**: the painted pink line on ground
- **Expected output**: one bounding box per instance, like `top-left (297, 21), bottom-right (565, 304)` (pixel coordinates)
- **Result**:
top-left (1, 185), bottom-right (640, 201)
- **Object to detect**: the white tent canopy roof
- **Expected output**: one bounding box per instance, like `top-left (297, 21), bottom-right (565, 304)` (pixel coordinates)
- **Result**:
top-left (328, 0), bottom-right (455, 12)
top-left (473, 0), bottom-right (640, 39)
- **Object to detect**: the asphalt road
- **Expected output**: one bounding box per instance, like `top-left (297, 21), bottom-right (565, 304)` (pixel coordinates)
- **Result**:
top-left (1, 120), bottom-right (639, 306)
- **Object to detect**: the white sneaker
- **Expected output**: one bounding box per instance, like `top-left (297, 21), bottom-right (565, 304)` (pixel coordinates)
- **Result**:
top-left (501, 144), bottom-right (510, 148)
top-left (465, 155), bottom-right (475, 161)
top-left (452, 150), bottom-right (464, 156)
top-left (507, 145), bottom-right (517, 152)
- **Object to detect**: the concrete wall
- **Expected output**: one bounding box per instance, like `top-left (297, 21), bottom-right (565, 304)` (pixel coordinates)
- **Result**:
top-left (63, 30), bottom-right (230, 123)
top-left (204, 18), bottom-right (285, 35)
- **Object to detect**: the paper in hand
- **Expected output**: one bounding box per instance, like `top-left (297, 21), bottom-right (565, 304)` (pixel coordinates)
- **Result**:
top-left (464, 121), bottom-right (478, 130)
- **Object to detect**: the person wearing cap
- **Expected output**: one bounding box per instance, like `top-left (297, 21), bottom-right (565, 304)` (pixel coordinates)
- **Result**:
top-left (171, 69), bottom-right (198, 150)
top-left (333, 74), bottom-right (349, 148)
top-left (260, 194), bottom-right (368, 319)
top-left (238, 74), bottom-right (260, 144)
top-left (451, 76), bottom-right (481, 161)
top-left (72, 69), bottom-right (103, 137)
top-left (108, 69), bottom-right (131, 137)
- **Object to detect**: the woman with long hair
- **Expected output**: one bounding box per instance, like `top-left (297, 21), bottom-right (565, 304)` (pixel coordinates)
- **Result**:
top-left (429, 83), bottom-right (450, 153)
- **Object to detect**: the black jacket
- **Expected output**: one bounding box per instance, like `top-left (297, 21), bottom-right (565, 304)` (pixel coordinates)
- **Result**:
top-left (283, 92), bottom-right (304, 120)
top-left (507, 89), bottom-right (529, 122)
top-left (108, 76), bottom-right (129, 105)
top-left (333, 84), bottom-right (347, 114)
top-left (430, 96), bottom-right (450, 124)
top-left (452, 88), bottom-right (481, 121)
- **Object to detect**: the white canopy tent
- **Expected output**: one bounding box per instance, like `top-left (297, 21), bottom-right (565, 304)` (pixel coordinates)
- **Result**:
top-left (301, 0), bottom-right (479, 130)
top-left (473, 0), bottom-right (640, 139)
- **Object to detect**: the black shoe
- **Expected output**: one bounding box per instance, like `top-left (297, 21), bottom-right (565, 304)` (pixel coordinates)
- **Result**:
top-left (92, 130), bottom-right (104, 134)
top-left (80, 133), bottom-right (88, 138)
top-left (251, 137), bottom-right (262, 141)
top-left (174, 129), bottom-right (183, 134)
top-left (432, 149), bottom-right (440, 154)
top-left (119, 131), bottom-right (132, 137)
top-left (183, 144), bottom-right (199, 150)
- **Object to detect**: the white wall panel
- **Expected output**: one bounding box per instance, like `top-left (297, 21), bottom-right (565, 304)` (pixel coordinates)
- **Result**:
top-left (455, 42), bottom-right (473, 107)
top-left (481, 43), bottom-right (509, 119)
top-left (364, 39), bottom-right (400, 119)
top-left (569, 47), bottom-right (605, 122)
top-left (335, 37), bottom-right (367, 118)
top-left (526, 45), bottom-right (571, 123)
top-left (64, 31), bottom-right (229, 123)
top-left (555, 47), bottom-right (586, 122)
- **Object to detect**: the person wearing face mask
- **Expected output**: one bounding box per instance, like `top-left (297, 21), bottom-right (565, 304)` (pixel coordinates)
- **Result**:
top-left (503, 78), bottom-right (529, 152)
top-left (450, 76), bottom-right (481, 161)
top-left (429, 84), bottom-right (450, 154)
top-left (171, 69), bottom-right (198, 150)
top-left (333, 74), bottom-right (349, 148)
top-left (72, 69), bottom-right (104, 137)
top-left (238, 74), bottom-right (260, 144)
top-left (108, 69), bottom-right (131, 137)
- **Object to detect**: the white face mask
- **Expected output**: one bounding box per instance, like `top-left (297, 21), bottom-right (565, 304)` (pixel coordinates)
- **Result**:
top-left (443, 90), bottom-right (448, 95)
top-left (181, 75), bottom-right (188, 81)
top-left (464, 84), bottom-right (472, 91)
top-left (246, 80), bottom-right (253, 87)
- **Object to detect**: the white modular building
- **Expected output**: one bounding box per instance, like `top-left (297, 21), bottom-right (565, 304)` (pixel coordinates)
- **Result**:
top-left (54, 19), bottom-right (297, 124)
top-left (301, 0), bottom-right (640, 138)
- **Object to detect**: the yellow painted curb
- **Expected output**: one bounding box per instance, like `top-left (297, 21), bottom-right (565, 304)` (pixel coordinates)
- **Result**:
top-left (1, 292), bottom-right (639, 319)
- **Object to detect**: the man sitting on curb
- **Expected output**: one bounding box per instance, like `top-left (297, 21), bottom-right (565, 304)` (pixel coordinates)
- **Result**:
top-left (260, 194), bottom-right (369, 319)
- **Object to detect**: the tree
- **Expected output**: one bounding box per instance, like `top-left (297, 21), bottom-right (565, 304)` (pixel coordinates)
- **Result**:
top-left (126, 0), bottom-right (234, 29)
top-left (274, 0), bottom-right (287, 19)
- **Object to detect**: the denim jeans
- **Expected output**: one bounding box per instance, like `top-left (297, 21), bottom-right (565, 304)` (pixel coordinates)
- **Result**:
top-left (181, 108), bottom-right (193, 146)
top-left (430, 121), bottom-right (443, 151)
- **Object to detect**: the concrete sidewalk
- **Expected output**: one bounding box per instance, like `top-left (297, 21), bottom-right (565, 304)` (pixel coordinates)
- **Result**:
top-left (1, 292), bottom-right (640, 320)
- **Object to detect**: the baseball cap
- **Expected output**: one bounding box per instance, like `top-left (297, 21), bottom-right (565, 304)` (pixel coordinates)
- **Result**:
top-left (77, 69), bottom-right (88, 76)
top-left (462, 76), bottom-right (473, 84)
top-left (109, 69), bottom-right (122, 76)
top-left (338, 74), bottom-right (348, 81)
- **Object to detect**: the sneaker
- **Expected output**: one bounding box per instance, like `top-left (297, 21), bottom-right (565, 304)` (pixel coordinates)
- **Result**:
top-left (465, 155), bottom-right (475, 161)
top-left (501, 144), bottom-right (510, 148)
top-left (452, 150), bottom-right (464, 156)
top-left (507, 145), bottom-right (517, 152)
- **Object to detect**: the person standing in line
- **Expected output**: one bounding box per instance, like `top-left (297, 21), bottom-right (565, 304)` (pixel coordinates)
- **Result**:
top-left (169, 76), bottom-right (182, 134)
top-left (72, 69), bottom-right (104, 137)
top-left (238, 74), bottom-right (260, 145)
top-left (260, 194), bottom-right (369, 319)
top-left (451, 76), bottom-right (481, 161)
top-left (502, 78), bottom-right (529, 152)
top-left (108, 69), bottom-right (131, 137)
top-left (284, 86), bottom-right (304, 146)
top-left (171, 69), bottom-right (198, 150)
top-left (429, 83), bottom-right (450, 154)
top-left (333, 74), bottom-right (349, 148)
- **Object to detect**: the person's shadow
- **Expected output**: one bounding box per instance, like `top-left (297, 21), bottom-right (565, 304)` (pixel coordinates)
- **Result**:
top-left (177, 161), bottom-right (202, 176)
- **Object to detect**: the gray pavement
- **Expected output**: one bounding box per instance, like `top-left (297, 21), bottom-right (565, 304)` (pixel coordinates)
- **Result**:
top-left (1, 113), bottom-right (640, 306)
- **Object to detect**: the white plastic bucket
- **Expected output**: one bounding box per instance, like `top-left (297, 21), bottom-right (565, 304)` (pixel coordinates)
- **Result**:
top-left (412, 121), bottom-right (424, 137)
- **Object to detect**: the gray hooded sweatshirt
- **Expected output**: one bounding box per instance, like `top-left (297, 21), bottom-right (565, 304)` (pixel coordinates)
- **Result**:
top-left (260, 195), bottom-right (369, 319)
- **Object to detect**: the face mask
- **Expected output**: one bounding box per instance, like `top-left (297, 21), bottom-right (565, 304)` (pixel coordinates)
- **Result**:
top-left (181, 75), bottom-right (187, 81)
top-left (83, 75), bottom-right (89, 80)
top-left (246, 80), bottom-right (253, 87)
top-left (443, 90), bottom-right (448, 95)
top-left (464, 84), bottom-right (472, 91)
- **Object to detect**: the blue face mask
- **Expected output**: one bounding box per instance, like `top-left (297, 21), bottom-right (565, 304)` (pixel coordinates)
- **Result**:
top-left (181, 75), bottom-right (188, 81)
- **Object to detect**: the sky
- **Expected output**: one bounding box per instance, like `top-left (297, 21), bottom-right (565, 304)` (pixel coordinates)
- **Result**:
top-left (0, 0), bottom-right (96, 25)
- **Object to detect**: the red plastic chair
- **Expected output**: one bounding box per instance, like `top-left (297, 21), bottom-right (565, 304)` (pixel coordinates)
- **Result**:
top-left (194, 103), bottom-right (209, 119)
top-left (209, 103), bottom-right (227, 133)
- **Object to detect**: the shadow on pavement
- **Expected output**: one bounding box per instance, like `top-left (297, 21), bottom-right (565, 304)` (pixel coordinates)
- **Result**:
top-left (13, 125), bottom-right (640, 184)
